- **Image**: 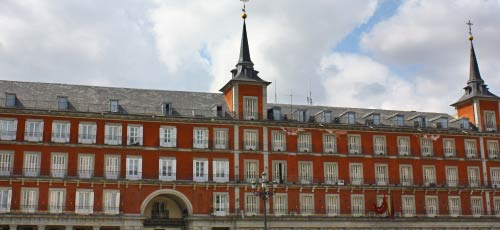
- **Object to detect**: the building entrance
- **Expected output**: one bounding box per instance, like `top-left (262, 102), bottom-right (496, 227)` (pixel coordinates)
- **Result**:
top-left (142, 191), bottom-right (190, 230)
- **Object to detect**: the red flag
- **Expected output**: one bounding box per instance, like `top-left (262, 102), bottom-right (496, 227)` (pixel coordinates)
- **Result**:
top-left (373, 194), bottom-right (387, 214)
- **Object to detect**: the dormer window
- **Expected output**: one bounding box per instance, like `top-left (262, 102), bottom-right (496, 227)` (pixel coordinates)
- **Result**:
top-left (243, 96), bottom-right (258, 120)
top-left (57, 96), bottom-right (68, 110)
top-left (270, 107), bottom-right (281, 121)
top-left (109, 100), bottom-right (119, 113)
top-left (5, 93), bottom-right (16, 107)
top-left (213, 104), bottom-right (224, 117)
top-left (296, 110), bottom-right (308, 122)
top-left (395, 115), bottom-right (404, 126)
top-left (364, 113), bottom-right (380, 125)
top-left (412, 116), bottom-right (426, 128)
top-left (460, 118), bottom-right (470, 129)
top-left (438, 118), bottom-right (448, 129)
top-left (347, 112), bottom-right (355, 124)
top-left (323, 111), bottom-right (332, 123)
top-left (162, 102), bottom-right (172, 116)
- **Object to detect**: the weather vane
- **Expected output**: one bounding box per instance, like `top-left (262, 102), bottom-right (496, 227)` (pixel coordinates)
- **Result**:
top-left (466, 20), bottom-right (474, 41)
top-left (241, 0), bottom-right (249, 20)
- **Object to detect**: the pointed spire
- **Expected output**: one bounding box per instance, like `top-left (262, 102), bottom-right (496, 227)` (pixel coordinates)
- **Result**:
top-left (468, 37), bottom-right (483, 84)
top-left (238, 20), bottom-right (253, 65)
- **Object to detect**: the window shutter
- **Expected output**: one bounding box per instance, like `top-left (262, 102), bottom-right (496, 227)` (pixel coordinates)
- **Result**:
top-left (159, 127), bottom-right (164, 145)
top-left (204, 160), bottom-right (209, 180)
top-left (224, 161), bottom-right (229, 179)
top-left (127, 126), bottom-right (131, 145)
top-left (172, 128), bottom-right (177, 146)
top-left (193, 129), bottom-right (197, 147)
top-left (115, 192), bottom-right (120, 213)
top-left (65, 123), bottom-right (70, 142)
top-left (39, 121), bottom-right (44, 141)
top-left (91, 124), bottom-right (97, 144)
top-left (89, 191), bottom-right (94, 214)
top-left (7, 189), bottom-right (12, 211)
top-left (192, 161), bottom-right (197, 178)
top-left (78, 123), bottom-right (83, 143)
top-left (75, 191), bottom-right (80, 211)
top-left (51, 122), bottom-right (57, 142)
top-left (117, 125), bottom-right (122, 144)
top-left (172, 159), bottom-right (177, 179)
top-left (139, 126), bottom-right (143, 145)
top-left (13, 120), bottom-right (18, 133)
top-left (138, 158), bottom-right (143, 179)
top-left (212, 160), bottom-right (217, 180)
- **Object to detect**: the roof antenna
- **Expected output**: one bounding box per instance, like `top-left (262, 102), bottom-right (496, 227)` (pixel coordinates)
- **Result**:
top-left (307, 81), bottom-right (313, 105)
top-left (274, 79), bottom-right (278, 104)
top-left (288, 90), bottom-right (295, 118)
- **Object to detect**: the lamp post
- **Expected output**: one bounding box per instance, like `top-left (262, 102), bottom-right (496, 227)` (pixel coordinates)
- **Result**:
top-left (251, 171), bottom-right (278, 230)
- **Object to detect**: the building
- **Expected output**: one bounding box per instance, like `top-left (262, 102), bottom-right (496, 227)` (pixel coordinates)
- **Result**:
top-left (1, 12), bottom-right (500, 230)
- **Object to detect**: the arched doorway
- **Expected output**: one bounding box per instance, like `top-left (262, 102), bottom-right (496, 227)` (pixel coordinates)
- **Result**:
top-left (140, 189), bottom-right (193, 230)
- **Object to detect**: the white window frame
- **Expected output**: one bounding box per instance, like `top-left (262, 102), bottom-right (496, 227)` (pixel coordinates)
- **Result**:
top-left (213, 128), bottom-right (228, 150)
top-left (373, 136), bottom-right (386, 155)
top-left (487, 140), bottom-right (500, 159)
top-left (464, 139), bottom-right (478, 158)
top-left (297, 132), bottom-right (312, 152)
top-left (445, 166), bottom-right (458, 187)
top-left (244, 193), bottom-right (259, 216)
top-left (244, 129), bottom-right (258, 151)
top-left (420, 138), bottom-right (433, 156)
top-left (0, 187), bottom-right (12, 213)
top-left (78, 122), bottom-right (97, 144)
top-left (351, 194), bottom-right (365, 216)
top-left (193, 159), bottom-right (208, 182)
top-left (159, 157), bottom-right (176, 181)
top-left (494, 197), bottom-right (500, 216)
top-left (425, 196), bottom-right (439, 217)
top-left (324, 162), bottom-right (338, 185)
top-left (75, 189), bottom-right (94, 214)
top-left (397, 136), bottom-right (410, 156)
top-left (103, 190), bottom-right (120, 215)
top-left (401, 195), bottom-right (416, 217)
top-left (0, 118), bottom-right (17, 141)
top-left (213, 159), bottom-right (229, 183)
top-left (468, 167), bottom-right (480, 188)
top-left (51, 152), bottom-right (67, 178)
top-left (127, 124), bottom-right (143, 146)
top-left (0, 151), bottom-right (14, 176)
top-left (78, 154), bottom-right (94, 179)
top-left (51, 121), bottom-right (70, 143)
top-left (104, 155), bottom-right (120, 180)
top-left (375, 164), bottom-right (388, 186)
top-left (244, 160), bottom-right (258, 182)
top-left (490, 167), bottom-right (500, 187)
top-left (348, 135), bottom-right (361, 154)
top-left (24, 119), bottom-right (43, 142)
top-left (325, 194), bottom-right (340, 216)
top-left (485, 110), bottom-right (497, 131)
top-left (443, 139), bottom-right (456, 158)
top-left (104, 124), bottom-right (122, 145)
top-left (349, 163), bottom-right (363, 185)
top-left (126, 156), bottom-right (142, 180)
top-left (376, 195), bottom-right (390, 217)
top-left (23, 151), bottom-right (40, 177)
top-left (21, 188), bottom-right (38, 213)
top-left (213, 192), bottom-right (229, 216)
top-left (272, 131), bottom-right (286, 152)
top-left (48, 188), bottom-right (65, 214)
top-left (298, 161), bottom-right (313, 184)
top-left (423, 165), bottom-right (436, 186)
top-left (272, 160), bottom-right (287, 184)
top-left (470, 196), bottom-right (483, 217)
top-left (323, 134), bottom-right (336, 153)
top-left (193, 128), bottom-right (208, 149)
top-left (243, 96), bottom-right (258, 120)
top-left (299, 194), bottom-right (314, 215)
top-left (448, 196), bottom-right (461, 217)
top-left (400, 164), bottom-right (413, 186)
top-left (159, 126), bottom-right (177, 147)
top-left (273, 194), bottom-right (288, 216)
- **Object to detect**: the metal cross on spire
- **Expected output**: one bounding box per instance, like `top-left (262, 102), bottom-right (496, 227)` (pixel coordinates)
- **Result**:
top-left (467, 20), bottom-right (473, 36)
top-left (241, 0), bottom-right (249, 14)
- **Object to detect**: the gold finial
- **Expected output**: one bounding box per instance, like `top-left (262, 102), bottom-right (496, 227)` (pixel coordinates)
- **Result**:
top-left (241, 0), bottom-right (249, 20)
top-left (467, 20), bottom-right (474, 41)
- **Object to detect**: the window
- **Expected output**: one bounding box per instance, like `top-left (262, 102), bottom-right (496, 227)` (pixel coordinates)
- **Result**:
top-left (159, 126), bottom-right (177, 147)
top-left (423, 166), bottom-right (436, 186)
top-left (298, 133), bottom-right (311, 152)
top-left (397, 137), bottom-right (410, 156)
top-left (0, 118), bottom-right (17, 140)
top-left (51, 152), bottom-right (67, 178)
top-left (75, 189), bottom-right (94, 214)
top-left (109, 100), bottom-right (119, 113)
top-left (159, 157), bottom-right (176, 181)
top-left (213, 159), bottom-right (229, 182)
top-left (213, 193), bottom-right (229, 216)
top-left (161, 102), bottom-right (172, 116)
top-left (152, 202), bottom-right (167, 219)
top-left (420, 138), bottom-right (433, 156)
top-left (243, 96), bottom-right (258, 120)
top-left (445, 166), bottom-right (458, 187)
top-left (414, 116), bottom-right (427, 128)
top-left (21, 188), bottom-right (38, 213)
top-left (395, 115), bottom-right (404, 126)
top-left (193, 128), bottom-right (208, 149)
top-left (49, 189), bottom-right (65, 213)
top-left (375, 164), bottom-right (388, 185)
top-left (244, 160), bottom-right (258, 182)
top-left (464, 139), bottom-right (477, 158)
top-left (245, 193), bottom-right (259, 215)
top-left (51, 121), bottom-right (70, 143)
top-left (400, 165), bottom-right (413, 186)
top-left (0, 187), bottom-right (12, 213)
top-left (127, 125), bottom-right (143, 145)
top-left (272, 161), bottom-right (287, 184)
top-left (5, 93), bottom-right (16, 107)
top-left (376, 195), bottom-right (390, 217)
top-left (471, 197), bottom-right (483, 217)
top-left (104, 124), bottom-right (122, 145)
top-left (272, 107), bottom-right (282, 121)
top-left (296, 110), bottom-right (308, 122)
top-left (105, 155), bottom-right (120, 179)
top-left (350, 163), bottom-right (363, 185)
top-left (326, 195), bottom-right (340, 216)
top-left (103, 190), bottom-right (120, 215)
top-left (24, 120), bottom-right (43, 142)
top-left (491, 168), bottom-right (500, 187)
top-left (425, 196), bottom-right (438, 217)
top-left (323, 134), bottom-right (336, 153)
top-left (402, 196), bottom-right (416, 217)
top-left (348, 135), bottom-right (361, 154)
top-left (440, 118), bottom-right (448, 128)
top-left (488, 140), bottom-right (500, 159)
top-left (126, 156), bottom-right (142, 180)
top-left (244, 129), bottom-right (258, 150)
top-left (468, 167), bottom-right (480, 187)
top-left (495, 197), bottom-right (500, 216)
top-left (78, 154), bottom-right (94, 179)
top-left (273, 194), bottom-right (288, 215)
top-left (78, 122), bottom-right (97, 144)
top-left (372, 114), bottom-right (381, 125)
top-left (193, 159), bottom-right (208, 182)
top-left (459, 118), bottom-right (470, 129)
top-left (485, 110), bottom-right (497, 131)
top-left (298, 161), bottom-right (313, 184)
top-left (213, 129), bottom-right (228, 149)
top-left (272, 131), bottom-right (286, 151)
top-left (0, 151), bottom-right (13, 176)
top-left (443, 139), bottom-right (456, 157)
top-left (373, 136), bottom-right (386, 155)
top-left (351, 195), bottom-right (364, 216)
top-left (57, 96), bottom-right (68, 110)
top-left (300, 194), bottom-right (314, 215)
top-left (324, 162), bottom-right (338, 185)
top-left (323, 111), bottom-right (332, 123)
top-left (448, 196), bottom-right (461, 217)
top-left (347, 112), bottom-right (356, 124)
top-left (23, 152), bottom-right (40, 177)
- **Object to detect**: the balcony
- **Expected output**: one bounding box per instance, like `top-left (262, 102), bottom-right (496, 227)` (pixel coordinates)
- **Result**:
top-left (0, 130), bottom-right (16, 140)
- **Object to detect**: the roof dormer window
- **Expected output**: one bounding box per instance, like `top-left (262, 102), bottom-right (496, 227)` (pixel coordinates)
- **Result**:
top-left (410, 116), bottom-right (426, 128)
top-left (57, 96), bottom-right (68, 110)
top-left (5, 93), bottom-right (16, 107)
top-left (438, 117), bottom-right (448, 129)
top-left (162, 102), bottom-right (172, 116)
top-left (295, 110), bottom-right (308, 122)
top-left (323, 111), bottom-right (332, 123)
top-left (347, 112), bottom-right (356, 124)
top-left (269, 107), bottom-right (281, 121)
top-left (109, 100), bottom-right (119, 113)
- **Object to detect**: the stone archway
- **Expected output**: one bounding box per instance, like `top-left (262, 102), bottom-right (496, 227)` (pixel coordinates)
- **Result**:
top-left (140, 189), bottom-right (193, 230)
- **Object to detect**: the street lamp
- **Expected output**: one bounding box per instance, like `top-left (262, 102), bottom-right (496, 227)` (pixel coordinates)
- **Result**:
top-left (251, 171), bottom-right (278, 230)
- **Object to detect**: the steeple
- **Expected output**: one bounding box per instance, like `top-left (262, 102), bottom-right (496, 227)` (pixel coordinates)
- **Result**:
top-left (238, 20), bottom-right (253, 65)
top-left (451, 21), bottom-right (498, 107)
